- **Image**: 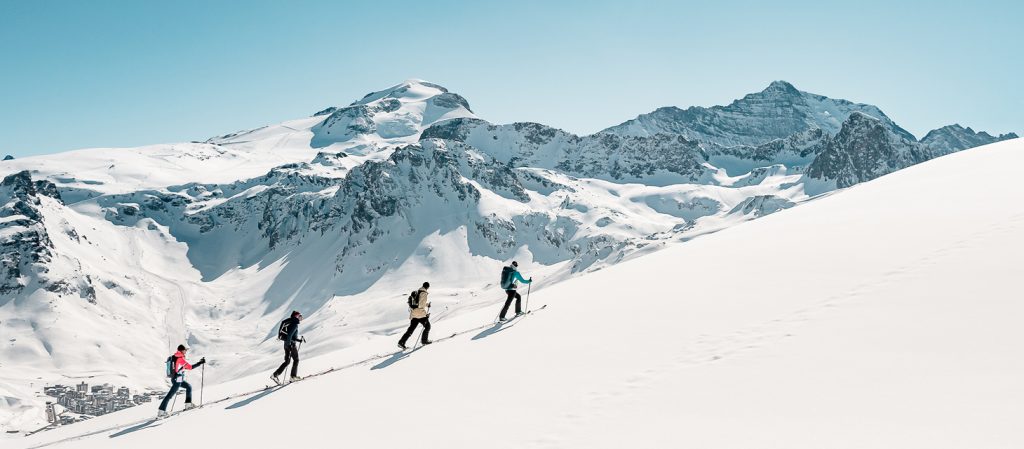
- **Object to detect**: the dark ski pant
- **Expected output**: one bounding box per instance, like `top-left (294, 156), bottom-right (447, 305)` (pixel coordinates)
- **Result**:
top-left (399, 317), bottom-right (431, 346)
top-left (273, 342), bottom-right (300, 378)
top-left (158, 378), bottom-right (192, 411)
top-left (500, 289), bottom-right (522, 319)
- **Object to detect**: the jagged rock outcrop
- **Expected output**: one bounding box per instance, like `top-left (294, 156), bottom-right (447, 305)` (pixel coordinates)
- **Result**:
top-left (807, 112), bottom-right (933, 188)
top-left (729, 195), bottom-right (796, 217)
top-left (0, 171), bottom-right (64, 296)
top-left (422, 119), bottom-right (713, 183)
top-left (703, 128), bottom-right (829, 175)
top-left (602, 81), bottom-right (915, 146)
top-left (921, 124), bottom-right (1018, 157)
top-left (311, 151), bottom-right (349, 166)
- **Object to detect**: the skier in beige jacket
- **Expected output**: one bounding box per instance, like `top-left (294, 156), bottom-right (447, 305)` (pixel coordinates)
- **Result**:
top-left (398, 282), bottom-right (432, 350)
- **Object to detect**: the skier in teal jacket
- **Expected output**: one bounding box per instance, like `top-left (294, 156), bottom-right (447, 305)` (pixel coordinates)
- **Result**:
top-left (499, 261), bottom-right (532, 321)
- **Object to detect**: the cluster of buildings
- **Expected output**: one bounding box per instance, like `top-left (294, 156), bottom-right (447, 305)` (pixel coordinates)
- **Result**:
top-left (42, 382), bottom-right (161, 425)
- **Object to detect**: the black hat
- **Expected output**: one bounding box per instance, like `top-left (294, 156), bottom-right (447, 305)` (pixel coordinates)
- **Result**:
top-left (511, 261), bottom-right (518, 267)
top-left (177, 344), bottom-right (187, 351)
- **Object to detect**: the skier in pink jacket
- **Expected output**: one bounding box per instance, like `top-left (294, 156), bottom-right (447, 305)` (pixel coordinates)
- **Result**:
top-left (158, 344), bottom-right (205, 417)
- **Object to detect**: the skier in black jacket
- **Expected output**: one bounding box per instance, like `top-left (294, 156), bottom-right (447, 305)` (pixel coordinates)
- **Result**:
top-left (272, 311), bottom-right (305, 384)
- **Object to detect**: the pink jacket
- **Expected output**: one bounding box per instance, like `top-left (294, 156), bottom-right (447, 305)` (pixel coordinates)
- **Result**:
top-left (172, 351), bottom-right (194, 375)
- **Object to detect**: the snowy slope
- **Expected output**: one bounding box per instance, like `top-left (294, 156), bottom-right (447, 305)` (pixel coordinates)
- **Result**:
top-left (12, 138), bottom-right (1022, 448)
top-left (0, 79), bottom-right (1014, 434)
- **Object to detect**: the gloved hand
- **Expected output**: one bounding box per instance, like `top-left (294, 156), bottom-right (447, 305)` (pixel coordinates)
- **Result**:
top-left (300, 337), bottom-right (306, 343)
top-left (195, 357), bottom-right (206, 367)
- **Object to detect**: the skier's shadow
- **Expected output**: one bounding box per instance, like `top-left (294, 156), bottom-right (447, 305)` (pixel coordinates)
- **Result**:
top-left (226, 385), bottom-right (284, 410)
top-left (109, 419), bottom-right (160, 438)
top-left (371, 349), bottom-right (418, 370)
top-left (471, 321), bottom-right (514, 341)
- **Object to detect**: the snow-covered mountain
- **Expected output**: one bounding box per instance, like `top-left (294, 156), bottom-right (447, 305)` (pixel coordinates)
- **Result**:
top-left (920, 123), bottom-right (1018, 156)
top-left (10, 138), bottom-right (1022, 449)
top-left (602, 80), bottom-right (916, 146)
top-left (421, 118), bottom-right (714, 184)
top-left (308, 81), bottom-right (473, 148)
top-left (0, 79), bottom-right (1015, 433)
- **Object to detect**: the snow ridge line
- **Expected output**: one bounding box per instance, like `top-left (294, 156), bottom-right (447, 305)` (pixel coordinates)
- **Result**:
top-left (26, 303), bottom-right (549, 448)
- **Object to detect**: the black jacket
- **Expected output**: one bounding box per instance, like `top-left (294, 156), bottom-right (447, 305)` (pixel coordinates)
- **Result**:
top-left (281, 317), bottom-right (302, 344)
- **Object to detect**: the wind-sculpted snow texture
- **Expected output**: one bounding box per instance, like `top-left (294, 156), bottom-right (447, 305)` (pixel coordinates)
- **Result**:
top-left (0, 79), bottom-right (1015, 432)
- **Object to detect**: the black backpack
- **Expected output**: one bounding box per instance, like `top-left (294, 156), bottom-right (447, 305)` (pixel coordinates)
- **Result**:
top-left (500, 266), bottom-right (514, 289)
top-left (277, 319), bottom-right (291, 341)
top-left (407, 290), bottom-right (421, 309)
top-left (165, 355), bottom-right (177, 379)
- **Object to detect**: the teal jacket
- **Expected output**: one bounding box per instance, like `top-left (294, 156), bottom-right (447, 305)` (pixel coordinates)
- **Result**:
top-left (508, 269), bottom-right (531, 290)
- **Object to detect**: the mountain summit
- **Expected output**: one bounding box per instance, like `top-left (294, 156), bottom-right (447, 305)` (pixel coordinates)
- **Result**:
top-left (310, 80), bottom-right (475, 147)
top-left (920, 123), bottom-right (1018, 156)
top-left (602, 81), bottom-right (915, 146)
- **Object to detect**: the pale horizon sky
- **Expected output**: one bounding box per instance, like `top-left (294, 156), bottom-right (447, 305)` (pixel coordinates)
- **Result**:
top-left (1, 0), bottom-right (1020, 157)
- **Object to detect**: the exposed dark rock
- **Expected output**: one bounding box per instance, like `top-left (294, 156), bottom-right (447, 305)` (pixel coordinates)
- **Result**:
top-left (808, 112), bottom-right (932, 188)
top-left (921, 124), bottom-right (1018, 156)
top-left (603, 80), bottom-right (915, 146)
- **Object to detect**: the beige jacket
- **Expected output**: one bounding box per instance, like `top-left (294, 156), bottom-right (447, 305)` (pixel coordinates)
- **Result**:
top-left (410, 288), bottom-right (430, 319)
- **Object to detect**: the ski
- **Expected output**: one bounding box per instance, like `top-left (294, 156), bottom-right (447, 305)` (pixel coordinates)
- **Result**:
top-left (158, 404), bottom-right (203, 420)
top-left (265, 377), bottom-right (305, 389)
top-left (499, 304), bottom-right (547, 323)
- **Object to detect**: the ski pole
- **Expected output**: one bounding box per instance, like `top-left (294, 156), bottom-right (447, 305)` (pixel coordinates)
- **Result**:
top-left (524, 282), bottom-right (532, 312)
top-left (200, 364), bottom-right (205, 406)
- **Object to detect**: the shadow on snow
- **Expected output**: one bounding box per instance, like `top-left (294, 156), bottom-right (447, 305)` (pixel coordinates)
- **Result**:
top-left (225, 385), bottom-right (286, 410)
top-left (370, 349), bottom-right (418, 370)
top-left (109, 419), bottom-right (161, 438)
top-left (471, 320), bottom-right (520, 340)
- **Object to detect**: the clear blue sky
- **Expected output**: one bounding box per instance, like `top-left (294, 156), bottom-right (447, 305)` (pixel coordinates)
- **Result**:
top-left (1, 0), bottom-right (1020, 157)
